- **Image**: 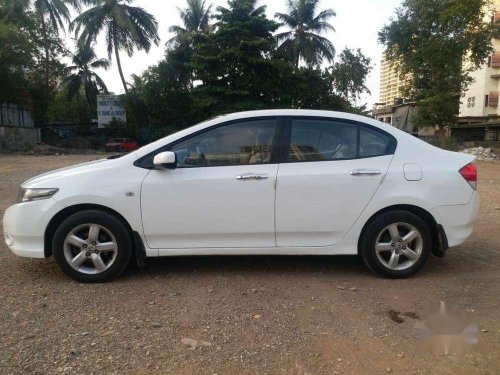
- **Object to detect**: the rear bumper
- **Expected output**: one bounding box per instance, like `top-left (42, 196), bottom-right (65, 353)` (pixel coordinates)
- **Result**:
top-left (430, 191), bottom-right (480, 248)
top-left (2, 199), bottom-right (63, 258)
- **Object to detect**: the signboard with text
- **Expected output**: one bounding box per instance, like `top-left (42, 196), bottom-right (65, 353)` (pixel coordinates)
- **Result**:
top-left (97, 95), bottom-right (127, 128)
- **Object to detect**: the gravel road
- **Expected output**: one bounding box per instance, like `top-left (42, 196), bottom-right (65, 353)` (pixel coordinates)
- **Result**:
top-left (0, 154), bottom-right (499, 375)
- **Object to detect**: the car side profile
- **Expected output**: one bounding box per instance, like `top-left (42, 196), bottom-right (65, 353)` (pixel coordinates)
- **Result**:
top-left (3, 110), bottom-right (479, 282)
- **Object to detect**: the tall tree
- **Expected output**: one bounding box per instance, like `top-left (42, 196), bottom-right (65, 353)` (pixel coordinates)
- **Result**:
top-left (379, 0), bottom-right (495, 145)
top-left (329, 48), bottom-right (372, 105)
top-left (167, 0), bottom-right (213, 48)
top-left (190, 0), bottom-right (281, 115)
top-left (71, 0), bottom-right (160, 95)
top-left (2, 0), bottom-right (81, 123)
top-left (34, 0), bottom-right (82, 104)
top-left (61, 44), bottom-right (110, 111)
top-left (0, 22), bottom-right (36, 104)
top-left (275, 0), bottom-right (335, 67)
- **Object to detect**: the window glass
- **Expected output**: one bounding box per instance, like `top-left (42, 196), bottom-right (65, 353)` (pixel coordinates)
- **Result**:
top-left (359, 126), bottom-right (391, 157)
top-left (171, 119), bottom-right (276, 167)
top-left (288, 119), bottom-right (358, 161)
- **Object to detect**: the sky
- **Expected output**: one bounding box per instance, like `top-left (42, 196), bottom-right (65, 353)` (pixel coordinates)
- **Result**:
top-left (67, 0), bottom-right (403, 107)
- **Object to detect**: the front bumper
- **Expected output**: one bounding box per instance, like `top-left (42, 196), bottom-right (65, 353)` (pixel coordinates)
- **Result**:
top-left (430, 191), bottom-right (480, 248)
top-left (2, 198), bottom-right (63, 258)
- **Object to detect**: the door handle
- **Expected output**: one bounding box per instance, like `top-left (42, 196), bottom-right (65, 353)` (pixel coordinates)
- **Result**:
top-left (236, 173), bottom-right (269, 181)
top-left (350, 169), bottom-right (382, 176)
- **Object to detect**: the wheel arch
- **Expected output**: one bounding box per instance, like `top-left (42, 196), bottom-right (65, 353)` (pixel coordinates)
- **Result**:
top-left (358, 204), bottom-right (447, 257)
top-left (44, 204), bottom-right (134, 258)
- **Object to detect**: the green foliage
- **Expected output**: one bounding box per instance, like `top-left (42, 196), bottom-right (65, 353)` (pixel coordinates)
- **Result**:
top-left (329, 48), bottom-right (372, 103)
top-left (275, 0), bottom-right (336, 66)
top-left (1, 0), bottom-right (373, 144)
top-left (61, 43), bottom-right (110, 113)
top-left (46, 88), bottom-right (92, 125)
top-left (124, 0), bottom-right (372, 143)
top-left (0, 22), bottom-right (35, 104)
top-left (71, 0), bottom-right (160, 94)
top-left (189, 0), bottom-right (282, 116)
top-left (167, 0), bottom-right (213, 48)
top-left (0, 0), bottom-right (72, 125)
top-left (379, 0), bottom-right (495, 138)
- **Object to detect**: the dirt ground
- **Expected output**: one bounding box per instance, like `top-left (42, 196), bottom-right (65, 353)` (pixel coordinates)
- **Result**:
top-left (0, 154), bottom-right (499, 375)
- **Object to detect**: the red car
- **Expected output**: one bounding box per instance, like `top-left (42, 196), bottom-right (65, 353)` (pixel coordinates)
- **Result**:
top-left (105, 138), bottom-right (139, 153)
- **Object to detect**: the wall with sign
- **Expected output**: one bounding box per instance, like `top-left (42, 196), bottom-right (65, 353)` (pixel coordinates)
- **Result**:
top-left (97, 95), bottom-right (127, 128)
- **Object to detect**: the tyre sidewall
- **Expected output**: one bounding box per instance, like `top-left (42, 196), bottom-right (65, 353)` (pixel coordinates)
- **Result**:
top-left (361, 210), bottom-right (431, 278)
top-left (52, 210), bottom-right (132, 283)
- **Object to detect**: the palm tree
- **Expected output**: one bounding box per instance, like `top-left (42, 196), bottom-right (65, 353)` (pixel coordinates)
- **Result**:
top-left (61, 44), bottom-right (110, 110)
top-left (71, 0), bottom-right (160, 95)
top-left (167, 0), bottom-right (213, 48)
top-left (34, 0), bottom-right (82, 91)
top-left (275, 0), bottom-right (336, 67)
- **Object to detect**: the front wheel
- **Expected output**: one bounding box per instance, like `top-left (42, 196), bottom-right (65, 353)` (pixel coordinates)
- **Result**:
top-left (360, 210), bottom-right (431, 278)
top-left (52, 210), bottom-right (132, 282)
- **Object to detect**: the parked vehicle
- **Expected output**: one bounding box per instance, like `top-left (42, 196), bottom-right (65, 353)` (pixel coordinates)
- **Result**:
top-left (105, 138), bottom-right (139, 153)
top-left (3, 110), bottom-right (479, 282)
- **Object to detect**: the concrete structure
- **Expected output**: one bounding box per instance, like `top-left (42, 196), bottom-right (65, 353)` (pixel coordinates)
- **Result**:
top-left (460, 3), bottom-right (500, 118)
top-left (0, 103), bottom-right (40, 151)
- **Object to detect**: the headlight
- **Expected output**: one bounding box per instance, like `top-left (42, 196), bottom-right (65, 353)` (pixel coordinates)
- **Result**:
top-left (17, 188), bottom-right (59, 203)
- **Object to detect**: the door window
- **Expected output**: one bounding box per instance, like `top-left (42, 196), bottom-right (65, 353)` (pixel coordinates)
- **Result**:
top-left (359, 126), bottom-right (392, 157)
top-left (171, 119), bottom-right (277, 167)
top-left (287, 119), bottom-right (394, 161)
top-left (287, 119), bottom-right (358, 161)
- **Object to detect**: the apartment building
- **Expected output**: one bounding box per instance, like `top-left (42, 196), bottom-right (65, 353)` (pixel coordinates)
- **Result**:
top-left (460, 5), bottom-right (500, 118)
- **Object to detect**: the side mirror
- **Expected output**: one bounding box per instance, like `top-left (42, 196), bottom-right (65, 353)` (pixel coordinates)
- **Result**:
top-left (153, 151), bottom-right (177, 169)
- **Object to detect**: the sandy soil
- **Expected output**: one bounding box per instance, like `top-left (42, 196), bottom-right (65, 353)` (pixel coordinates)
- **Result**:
top-left (0, 154), bottom-right (499, 375)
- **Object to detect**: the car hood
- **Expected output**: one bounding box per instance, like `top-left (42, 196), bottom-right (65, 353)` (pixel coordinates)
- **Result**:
top-left (22, 159), bottom-right (111, 188)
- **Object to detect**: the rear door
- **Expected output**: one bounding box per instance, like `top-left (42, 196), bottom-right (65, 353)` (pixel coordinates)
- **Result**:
top-left (275, 117), bottom-right (396, 247)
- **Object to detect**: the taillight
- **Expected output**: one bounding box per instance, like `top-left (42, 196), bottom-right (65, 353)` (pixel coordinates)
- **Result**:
top-left (459, 163), bottom-right (477, 190)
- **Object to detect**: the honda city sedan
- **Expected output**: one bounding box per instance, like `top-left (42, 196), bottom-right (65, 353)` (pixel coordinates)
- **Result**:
top-left (3, 110), bottom-right (479, 282)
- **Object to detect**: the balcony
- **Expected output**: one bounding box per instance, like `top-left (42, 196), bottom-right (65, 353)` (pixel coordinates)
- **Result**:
top-left (489, 91), bottom-right (499, 107)
top-left (494, 12), bottom-right (500, 39)
top-left (491, 53), bottom-right (500, 68)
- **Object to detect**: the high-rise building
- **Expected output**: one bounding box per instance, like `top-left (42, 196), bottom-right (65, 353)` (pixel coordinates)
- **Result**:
top-left (378, 53), bottom-right (408, 107)
top-left (460, 4), bottom-right (500, 118)
top-left (373, 53), bottom-right (411, 124)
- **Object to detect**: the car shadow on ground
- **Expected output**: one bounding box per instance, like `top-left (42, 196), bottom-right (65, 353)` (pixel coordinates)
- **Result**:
top-left (9, 244), bottom-right (488, 283)
top-left (120, 255), bottom-right (378, 280)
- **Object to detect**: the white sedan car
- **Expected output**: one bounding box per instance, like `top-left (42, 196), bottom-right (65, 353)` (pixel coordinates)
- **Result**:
top-left (3, 110), bottom-right (479, 282)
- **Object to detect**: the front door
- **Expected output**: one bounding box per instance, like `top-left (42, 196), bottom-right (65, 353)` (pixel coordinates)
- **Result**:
top-left (275, 117), bottom-right (396, 247)
top-left (141, 118), bottom-right (279, 249)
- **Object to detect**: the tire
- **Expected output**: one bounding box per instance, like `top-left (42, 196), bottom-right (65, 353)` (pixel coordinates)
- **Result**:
top-left (360, 210), bottom-right (431, 278)
top-left (52, 210), bottom-right (132, 283)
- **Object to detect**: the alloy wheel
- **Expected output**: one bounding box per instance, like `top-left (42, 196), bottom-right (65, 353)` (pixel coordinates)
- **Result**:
top-left (375, 222), bottom-right (423, 271)
top-left (63, 223), bottom-right (118, 275)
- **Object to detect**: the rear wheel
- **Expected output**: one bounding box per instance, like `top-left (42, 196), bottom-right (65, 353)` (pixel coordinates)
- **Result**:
top-left (53, 210), bottom-right (132, 282)
top-left (360, 210), bottom-right (431, 278)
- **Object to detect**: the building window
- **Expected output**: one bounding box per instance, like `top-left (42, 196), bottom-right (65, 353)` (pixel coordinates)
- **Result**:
top-left (485, 95), bottom-right (489, 107)
top-left (488, 56), bottom-right (492, 67)
top-left (467, 97), bottom-right (476, 108)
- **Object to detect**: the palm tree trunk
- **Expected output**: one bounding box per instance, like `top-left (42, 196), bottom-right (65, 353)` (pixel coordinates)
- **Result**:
top-left (41, 17), bottom-right (50, 126)
top-left (113, 29), bottom-right (129, 95)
